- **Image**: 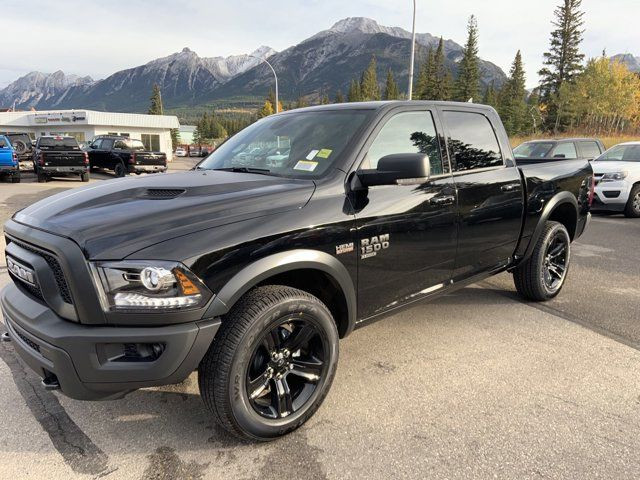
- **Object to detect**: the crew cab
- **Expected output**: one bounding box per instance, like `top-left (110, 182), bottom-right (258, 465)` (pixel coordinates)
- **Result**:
top-left (1, 102), bottom-right (593, 441)
top-left (0, 135), bottom-right (20, 183)
top-left (87, 135), bottom-right (167, 177)
top-left (32, 136), bottom-right (90, 183)
top-left (591, 142), bottom-right (640, 217)
top-left (513, 138), bottom-right (604, 164)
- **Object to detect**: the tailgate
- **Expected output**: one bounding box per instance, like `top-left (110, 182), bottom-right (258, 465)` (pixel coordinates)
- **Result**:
top-left (42, 151), bottom-right (86, 166)
top-left (134, 152), bottom-right (166, 166)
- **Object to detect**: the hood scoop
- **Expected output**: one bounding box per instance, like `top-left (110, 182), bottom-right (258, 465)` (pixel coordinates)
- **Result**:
top-left (142, 188), bottom-right (186, 199)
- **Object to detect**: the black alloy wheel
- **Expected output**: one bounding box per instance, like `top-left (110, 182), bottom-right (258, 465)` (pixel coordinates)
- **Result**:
top-left (541, 231), bottom-right (569, 292)
top-left (114, 162), bottom-right (126, 177)
top-left (246, 318), bottom-right (327, 420)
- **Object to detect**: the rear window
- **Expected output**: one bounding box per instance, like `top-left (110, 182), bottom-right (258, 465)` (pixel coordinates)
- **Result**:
top-left (38, 137), bottom-right (80, 149)
top-left (578, 141), bottom-right (602, 158)
top-left (513, 142), bottom-right (554, 159)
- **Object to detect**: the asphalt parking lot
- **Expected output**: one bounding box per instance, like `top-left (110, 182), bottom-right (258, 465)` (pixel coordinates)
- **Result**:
top-left (1, 167), bottom-right (639, 479)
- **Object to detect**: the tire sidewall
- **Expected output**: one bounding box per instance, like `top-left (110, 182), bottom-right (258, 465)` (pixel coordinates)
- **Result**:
top-left (626, 186), bottom-right (640, 217)
top-left (537, 223), bottom-right (571, 298)
top-left (226, 297), bottom-right (338, 439)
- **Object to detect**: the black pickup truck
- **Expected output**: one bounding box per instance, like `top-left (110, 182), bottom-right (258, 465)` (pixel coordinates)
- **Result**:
top-left (87, 135), bottom-right (167, 177)
top-left (1, 101), bottom-right (592, 441)
top-left (33, 136), bottom-right (90, 183)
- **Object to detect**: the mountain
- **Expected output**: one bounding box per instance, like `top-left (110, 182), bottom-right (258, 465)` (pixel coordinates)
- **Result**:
top-left (215, 17), bottom-right (506, 102)
top-left (0, 71), bottom-right (93, 109)
top-left (611, 53), bottom-right (640, 72)
top-left (0, 17), bottom-right (507, 112)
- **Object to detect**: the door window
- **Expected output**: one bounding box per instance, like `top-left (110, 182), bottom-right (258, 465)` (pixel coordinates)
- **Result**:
top-left (91, 139), bottom-right (102, 149)
top-left (551, 142), bottom-right (577, 159)
top-left (363, 111), bottom-right (443, 175)
top-left (101, 139), bottom-right (114, 150)
top-left (578, 141), bottom-right (601, 158)
top-left (442, 111), bottom-right (503, 172)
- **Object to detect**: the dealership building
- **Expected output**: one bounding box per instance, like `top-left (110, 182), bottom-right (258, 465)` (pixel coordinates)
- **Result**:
top-left (0, 109), bottom-right (180, 157)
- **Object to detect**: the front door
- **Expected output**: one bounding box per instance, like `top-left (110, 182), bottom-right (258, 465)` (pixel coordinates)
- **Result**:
top-left (352, 109), bottom-right (458, 319)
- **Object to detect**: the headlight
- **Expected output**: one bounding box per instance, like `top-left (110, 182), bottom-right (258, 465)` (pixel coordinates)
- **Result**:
top-left (600, 171), bottom-right (628, 182)
top-left (89, 261), bottom-right (213, 312)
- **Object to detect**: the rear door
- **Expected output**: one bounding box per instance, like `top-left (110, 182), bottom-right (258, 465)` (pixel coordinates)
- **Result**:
top-left (440, 108), bottom-right (524, 280)
top-left (353, 107), bottom-right (458, 318)
top-left (88, 138), bottom-right (103, 167)
top-left (550, 142), bottom-right (578, 160)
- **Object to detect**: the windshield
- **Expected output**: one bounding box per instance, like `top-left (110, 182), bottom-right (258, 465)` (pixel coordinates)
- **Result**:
top-left (595, 144), bottom-right (640, 162)
top-left (38, 137), bottom-right (80, 149)
top-left (513, 142), bottom-right (555, 159)
top-left (197, 110), bottom-right (370, 178)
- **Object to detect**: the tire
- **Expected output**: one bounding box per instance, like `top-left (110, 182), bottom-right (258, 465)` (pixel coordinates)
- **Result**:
top-left (80, 172), bottom-right (90, 182)
top-left (11, 174), bottom-right (20, 183)
top-left (13, 140), bottom-right (27, 155)
top-left (198, 285), bottom-right (339, 441)
top-left (114, 162), bottom-right (126, 177)
top-left (624, 184), bottom-right (640, 218)
top-left (37, 171), bottom-right (48, 183)
top-left (513, 221), bottom-right (571, 301)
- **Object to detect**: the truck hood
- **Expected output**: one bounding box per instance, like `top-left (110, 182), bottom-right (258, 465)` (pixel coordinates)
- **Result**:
top-left (13, 170), bottom-right (315, 259)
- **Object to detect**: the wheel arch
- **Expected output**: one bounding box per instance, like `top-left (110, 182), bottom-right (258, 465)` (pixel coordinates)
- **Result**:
top-left (204, 249), bottom-right (357, 338)
top-left (521, 192), bottom-right (579, 262)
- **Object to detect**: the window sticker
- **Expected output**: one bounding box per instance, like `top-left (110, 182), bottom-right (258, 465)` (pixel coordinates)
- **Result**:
top-left (293, 160), bottom-right (318, 172)
top-left (316, 149), bottom-right (332, 159)
top-left (306, 149), bottom-right (319, 160)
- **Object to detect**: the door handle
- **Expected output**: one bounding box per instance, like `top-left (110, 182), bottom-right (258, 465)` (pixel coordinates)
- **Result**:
top-left (429, 195), bottom-right (455, 206)
top-left (501, 183), bottom-right (521, 192)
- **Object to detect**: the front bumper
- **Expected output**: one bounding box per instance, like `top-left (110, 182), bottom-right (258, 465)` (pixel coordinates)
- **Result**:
top-left (0, 165), bottom-right (19, 176)
top-left (1, 283), bottom-right (220, 400)
top-left (592, 180), bottom-right (630, 211)
top-left (129, 164), bottom-right (167, 173)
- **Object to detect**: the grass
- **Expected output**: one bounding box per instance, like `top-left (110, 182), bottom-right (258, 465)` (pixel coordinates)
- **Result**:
top-left (510, 134), bottom-right (639, 150)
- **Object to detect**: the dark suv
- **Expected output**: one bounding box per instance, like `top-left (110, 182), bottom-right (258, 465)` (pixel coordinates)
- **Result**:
top-left (0, 132), bottom-right (33, 162)
top-left (87, 135), bottom-right (167, 177)
top-left (513, 138), bottom-right (604, 163)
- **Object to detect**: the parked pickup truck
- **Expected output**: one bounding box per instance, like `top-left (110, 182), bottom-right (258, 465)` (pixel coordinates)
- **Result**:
top-left (87, 135), bottom-right (167, 177)
top-left (33, 136), bottom-right (90, 183)
top-left (513, 138), bottom-right (604, 164)
top-left (1, 101), bottom-right (593, 441)
top-left (0, 135), bottom-right (20, 183)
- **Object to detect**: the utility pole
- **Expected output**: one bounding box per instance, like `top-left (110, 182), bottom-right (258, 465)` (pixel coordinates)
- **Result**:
top-left (249, 55), bottom-right (279, 113)
top-left (407, 0), bottom-right (417, 100)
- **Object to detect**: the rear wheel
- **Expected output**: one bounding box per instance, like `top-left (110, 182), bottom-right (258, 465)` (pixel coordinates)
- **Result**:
top-left (11, 174), bottom-right (20, 183)
top-left (37, 170), bottom-right (48, 183)
top-left (513, 221), bottom-right (571, 301)
top-left (80, 172), bottom-right (90, 182)
top-left (198, 285), bottom-right (339, 441)
top-left (114, 162), bottom-right (126, 177)
top-left (624, 185), bottom-right (640, 218)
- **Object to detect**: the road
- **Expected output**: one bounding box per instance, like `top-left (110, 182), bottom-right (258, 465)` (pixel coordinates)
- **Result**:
top-left (1, 168), bottom-right (639, 479)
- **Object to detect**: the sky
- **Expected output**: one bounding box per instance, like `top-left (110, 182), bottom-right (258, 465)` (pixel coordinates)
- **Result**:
top-left (2, 0), bottom-right (638, 89)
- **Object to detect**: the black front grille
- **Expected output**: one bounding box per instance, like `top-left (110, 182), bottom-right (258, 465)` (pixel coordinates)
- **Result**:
top-left (16, 330), bottom-right (40, 353)
top-left (10, 273), bottom-right (45, 302)
top-left (7, 238), bottom-right (73, 305)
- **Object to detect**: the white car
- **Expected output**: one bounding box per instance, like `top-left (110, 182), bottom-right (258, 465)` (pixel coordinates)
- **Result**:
top-left (592, 142), bottom-right (640, 217)
top-left (175, 147), bottom-right (187, 157)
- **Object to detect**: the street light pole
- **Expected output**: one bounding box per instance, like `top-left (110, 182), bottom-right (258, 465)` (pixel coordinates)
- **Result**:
top-left (407, 0), bottom-right (417, 100)
top-left (249, 55), bottom-right (279, 113)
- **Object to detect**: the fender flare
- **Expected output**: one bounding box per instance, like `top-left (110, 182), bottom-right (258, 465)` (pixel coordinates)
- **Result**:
top-left (521, 191), bottom-right (578, 262)
top-left (204, 249), bottom-right (357, 337)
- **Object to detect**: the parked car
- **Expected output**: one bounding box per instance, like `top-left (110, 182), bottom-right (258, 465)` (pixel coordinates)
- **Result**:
top-left (200, 147), bottom-right (210, 157)
top-left (0, 135), bottom-right (20, 183)
top-left (0, 132), bottom-right (33, 162)
top-left (513, 138), bottom-right (604, 164)
top-left (87, 135), bottom-right (167, 176)
top-left (591, 142), bottom-right (640, 217)
top-left (1, 101), bottom-right (593, 441)
top-left (175, 147), bottom-right (187, 157)
top-left (32, 136), bottom-right (89, 183)
top-left (189, 147), bottom-right (201, 157)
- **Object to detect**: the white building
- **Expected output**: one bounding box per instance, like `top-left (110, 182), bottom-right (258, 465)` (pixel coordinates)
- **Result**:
top-left (0, 109), bottom-right (180, 157)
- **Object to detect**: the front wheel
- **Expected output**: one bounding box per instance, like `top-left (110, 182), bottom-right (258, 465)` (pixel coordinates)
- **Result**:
top-left (624, 184), bottom-right (640, 218)
top-left (198, 285), bottom-right (339, 441)
top-left (11, 174), bottom-right (20, 183)
top-left (513, 221), bottom-right (571, 301)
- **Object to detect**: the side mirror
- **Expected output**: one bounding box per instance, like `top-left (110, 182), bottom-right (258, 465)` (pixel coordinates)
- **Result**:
top-left (354, 153), bottom-right (431, 189)
top-left (553, 154), bottom-right (566, 159)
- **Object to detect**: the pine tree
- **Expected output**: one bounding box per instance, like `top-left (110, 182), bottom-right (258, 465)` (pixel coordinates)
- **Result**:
top-left (416, 48), bottom-right (434, 100)
top-left (170, 129), bottom-right (180, 150)
top-left (538, 0), bottom-right (585, 131)
top-left (360, 56), bottom-right (380, 101)
top-left (433, 37), bottom-right (452, 100)
top-left (334, 89), bottom-right (345, 103)
top-left (482, 81), bottom-right (499, 108)
top-left (499, 50), bottom-right (528, 136)
top-left (148, 83), bottom-right (163, 115)
top-left (454, 16), bottom-right (480, 102)
top-left (258, 100), bottom-right (274, 118)
top-left (347, 78), bottom-right (362, 102)
top-left (383, 69), bottom-right (400, 100)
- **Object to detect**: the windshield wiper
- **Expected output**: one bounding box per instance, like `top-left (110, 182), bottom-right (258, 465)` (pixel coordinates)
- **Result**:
top-left (212, 167), bottom-right (272, 175)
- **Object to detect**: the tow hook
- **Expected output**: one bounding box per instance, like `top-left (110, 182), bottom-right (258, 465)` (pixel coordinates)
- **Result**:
top-left (42, 374), bottom-right (60, 391)
top-left (1, 332), bottom-right (10, 342)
